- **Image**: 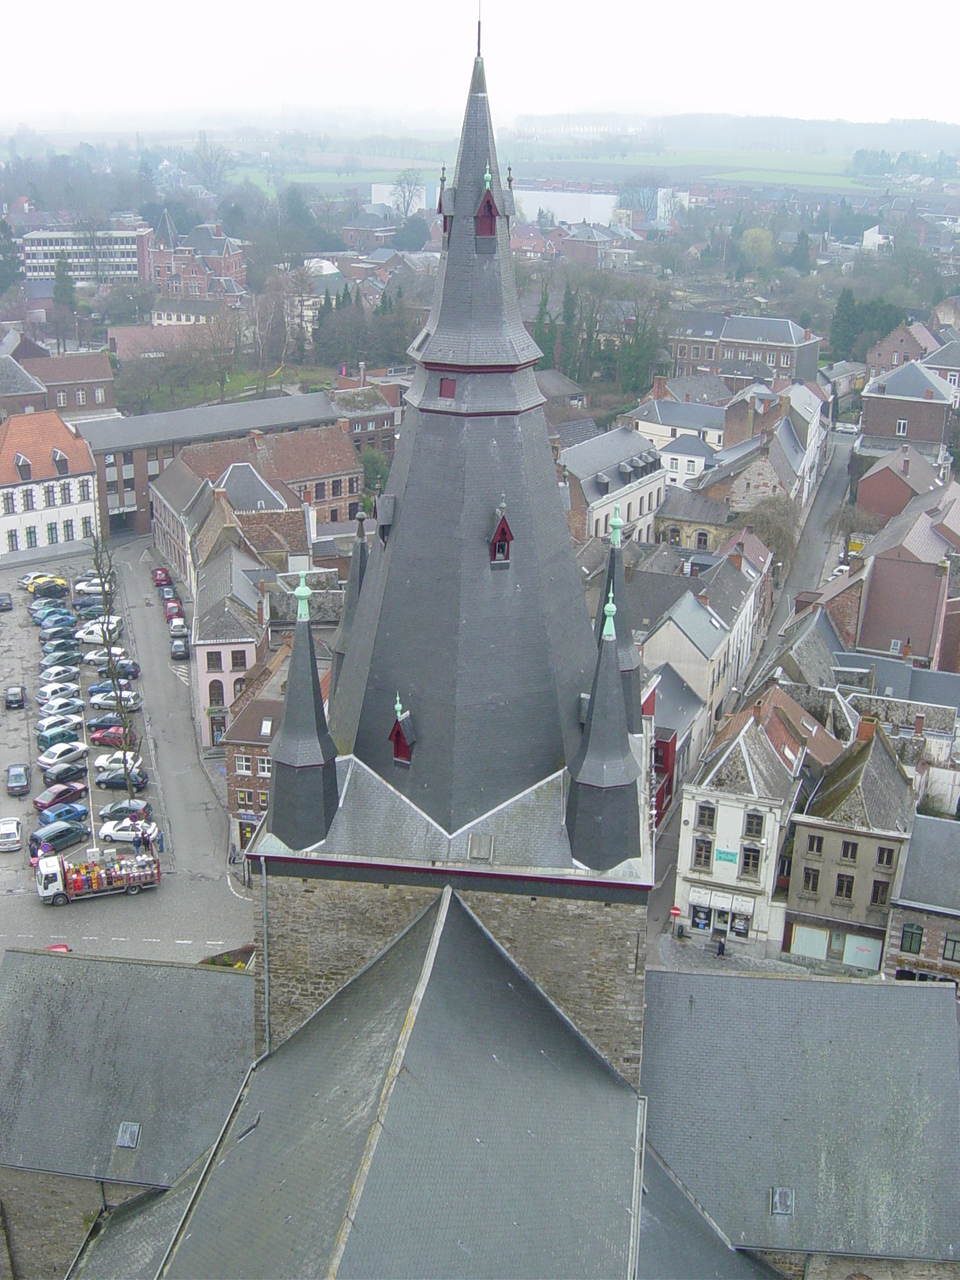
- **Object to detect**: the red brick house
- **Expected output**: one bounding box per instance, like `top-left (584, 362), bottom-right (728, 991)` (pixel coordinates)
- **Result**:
top-left (331, 386), bottom-right (397, 459)
top-left (856, 444), bottom-right (946, 520)
top-left (866, 322), bottom-right (939, 377)
top-left (20, 353), bottom-right (115, 418)
top-left (222, 698), bottom-right (285, 849)
top-left (860, 362), bottom-right (953, 460)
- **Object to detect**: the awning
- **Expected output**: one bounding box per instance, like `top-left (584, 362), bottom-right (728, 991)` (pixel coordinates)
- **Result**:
top-left (710, 891), bottom-right (733, 911)
top-left (732, 895), bottom-right (755, 916)
top-left (689, 885), bottom-right (712, 907)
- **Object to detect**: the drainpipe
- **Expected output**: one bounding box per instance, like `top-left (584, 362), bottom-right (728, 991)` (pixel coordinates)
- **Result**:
top-left (260, 856), bottom-right (270, 1055)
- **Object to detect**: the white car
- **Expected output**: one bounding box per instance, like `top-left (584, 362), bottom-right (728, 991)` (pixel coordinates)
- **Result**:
top-left (75, 619), bottom-right (123, 644)
top-left (74, 578), bottom-right (114, 596)
top-left (168, 617), bottom-right (189, 638)
top-left (89, 690), bottom-right (142, 711)
top-left (37, 741), bottom-right (90, 769)
top-left (93, 751), bottom-right (143, 773)
top-left (82, 647), bottom-right (128, 666)
top-left (834, 422), bottom-right (860, 436)
top-left (0, 818), bottom-right (22, 852)
top-left (41, 696), bottom-right (85, 716)
top-left (35, 713), bottom-right (84, 736)
top-left (38, 665), bottom-right (80, 683)
top-left (98, 817), bottom-right (159, 844)
top-left (36, 682), bottom-right (81, 704)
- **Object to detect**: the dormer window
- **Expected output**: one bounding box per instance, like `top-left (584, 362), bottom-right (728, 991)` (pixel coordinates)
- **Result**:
top-left (375, 493), bottom-right (394, 547)
top-left (388, 693), bottom-right (416, 766)
top-left (439, 378), bottom-right (456, 399)
top-left (52, 449), bottom-right (69, 477)
top-left (475, 191), bottom-right (498, 238)
top-left (489, 495), bottom-right (513, 569)
top-left (14, 454), bottom-right (31, 482)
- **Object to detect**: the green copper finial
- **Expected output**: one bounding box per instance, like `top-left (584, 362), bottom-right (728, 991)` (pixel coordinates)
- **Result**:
top-left (484, 161), bottom-right (491, 191)
top-left (610, 503), bottom-right (623, 549)
top-left (295, 569), bottom-right (311, 621)
top-left (602, 584), bottom-right (616, 639)
top-left (395, 692), bottom-right (403, 718)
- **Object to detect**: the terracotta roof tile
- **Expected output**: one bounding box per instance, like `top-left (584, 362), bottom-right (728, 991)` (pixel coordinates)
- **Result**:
top-left (21, 352), bottom-right (113, 385)
top-left (0, 411), bottom-right (96, 486)
top-left (180, 424), bottom-right (360, 490)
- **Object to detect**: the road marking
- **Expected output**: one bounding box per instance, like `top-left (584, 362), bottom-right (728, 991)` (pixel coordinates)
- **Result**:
top-left (227, 873), bottom-right (251, 902)
top-left (111, 937), bottom-right (129, 941)
top-left (205, 940), bottom-right (224, 946)
top-left (174, 939), bottom-right (192, 945)
top-left (16, 933), bottom-right (34, 938)
top-left (81, 936), bottom-right (99, 941)
top-left (168, 664), bottom-right (189, 685)
top-left (142, 937), bottom-right (161, 942)
top-left (139, 549), bottom-right (152, 564)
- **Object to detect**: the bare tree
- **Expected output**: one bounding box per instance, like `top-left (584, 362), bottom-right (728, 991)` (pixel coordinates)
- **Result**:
top-left (251, 282), bottom-right (289, 396)
top-left (198, 308), bottom-right (241, 400)
top-left (195, 131), bottom-right (228, 193)
top-left (391, 168), bottom-right (422, 219)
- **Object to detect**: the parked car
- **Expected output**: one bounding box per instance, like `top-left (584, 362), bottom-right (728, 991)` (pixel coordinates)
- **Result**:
top-left (73, 577), bottom-right (115, 596)
top-left (152, 567), bottom-right (172, 587)
top-left (0, 818), bottom-right (22, 851)
top-left (36, 725), bottom-right (81, 752)
top-left (834, 421), bottom-right (860, 436)
top-left (31, 581), bottom-right (69, 599)
top-left (87, 678), bottom-right (132, 697)
top-left (32, 607), bottom-right (75, 626)
top-left (29, 819), bottom-right (90, 860)
top-left (96, 768), bottom-right (148, 791)
top-left (39, 624), bottom-right (77, 644)
top-left (170, 637), bottom-right (190, 660)
top-left (90, 726), bottom-right (138, 749)
top-left (99, 797), bottom-right (153, 821)
top-left (82, 647), bottom-right (128, 666)
top-left (35, 712), bottom-right (84, 736)
top-left (169, 618), bottom-right (189, 639)
top-left (76, 598), bottom-right (110, 619)
top-left (75, 620), bottom-right (123, 644)
top-left (5, 763), bottom-right (30, 796)
top-left (41, 639), bottom-right (83, 660)
top-left (36, 741), bottom-right (90, 769)
top-left (89, 690), bottom-right (142, 711)
top-left (38, 697), bottom-right (85, 717)
top-left (0, 593), bottom-right (12, 612)
top-left (160, 586), bottom-right (179, 603)
top-left (36, 682), bottom-right (81, 704)
top-left (164, 600), bottom-right (184, 622)
top-left (86, 712), bottom-right (124, 731)
top-left (42, 760), bottom-right (87, 786)
top-left (4, 685), bottom-right (25, 710)
top-left (93, 751), bottom-right (142, 773)
top-left (28, 576), bottom-right (67, 594)
top-left (98, 661), bottom-right (141, 680)
top-left (18, 571), bottom-right (48, 589)
top-left (36, 665), bottom-right (79, 684)
top-left (39, 802), bottom-right (89, 826)
top-left (34, 781), bottom-right (89, 811)
top-left (99, 817), bottom-right (159, 844)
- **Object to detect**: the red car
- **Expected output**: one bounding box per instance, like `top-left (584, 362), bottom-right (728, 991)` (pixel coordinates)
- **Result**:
top-left (164, 600), bottom-right (184, 621)
top-left (33, 780), bottom-right (89, 811)
top-left (90, 726), bottom-right (139, 749)
top-left (152, 568), bottom-right (172, 587)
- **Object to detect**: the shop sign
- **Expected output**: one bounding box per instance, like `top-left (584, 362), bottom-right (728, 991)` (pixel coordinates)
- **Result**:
top-left (730, 913), bottom-right (751, 938)
top-left (689, 886), bottom-right (712, 907)
top-left (715, 848), bottom-right (738, 864)
top-left (732, 895), bottom-right (755, 916)
top-left (691, 906), bottom-right (711, 930)
top-left (710, 891), bottom-right (733, 911)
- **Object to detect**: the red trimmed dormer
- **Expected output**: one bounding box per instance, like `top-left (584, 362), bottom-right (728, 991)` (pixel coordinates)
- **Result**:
top-left (389, 694), bottom-right (416, 765)
top-left (475, 190), bottom-right (498, 238)
top-left (490, 495), bottom-right (513, 566)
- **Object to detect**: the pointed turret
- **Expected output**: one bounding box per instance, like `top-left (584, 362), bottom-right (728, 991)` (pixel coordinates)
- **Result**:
top-left (566, 585), bottom-right (642, 873)
top-left (329, 512), bottom-right (368, 703)
top-left (329, 53), bottom-right (597, 834)
top-left (267, 572), bottom-right (339, 849)
top-left (594, 503), bottom-right (643, 734)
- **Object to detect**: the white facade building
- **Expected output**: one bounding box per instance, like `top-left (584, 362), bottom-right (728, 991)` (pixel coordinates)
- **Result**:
top-left (0, 412), bottom-right (99, 559)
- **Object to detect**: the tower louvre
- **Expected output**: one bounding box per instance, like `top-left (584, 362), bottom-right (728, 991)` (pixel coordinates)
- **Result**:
top-left (329, 53), bottom-right (597, 834)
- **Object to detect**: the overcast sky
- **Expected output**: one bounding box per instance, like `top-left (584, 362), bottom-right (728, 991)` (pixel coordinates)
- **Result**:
top-left (6, 1), bottom-right (960, 133)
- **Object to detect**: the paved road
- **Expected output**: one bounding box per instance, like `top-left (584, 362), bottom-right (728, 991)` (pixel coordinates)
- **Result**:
top-left (0, 547), bottom-right (253, 962)
top-left (758, 436), bottom-right (852, 667)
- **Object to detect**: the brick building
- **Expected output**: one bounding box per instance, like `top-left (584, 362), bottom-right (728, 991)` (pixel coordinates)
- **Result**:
top-left (0, 354), bottom-right (47, 418)
top-left (222, 697), bottom-right (284, 848)
top-left (331, 385), bottom-right (397, 458)
top-left (883, 812), bottom-right (960, 981)
top-left (668, 311), bottom-right (820, 384)
top-left (20, 352), bottom-right (115, 419)
top-left (865, 321), bottom-right (939, 377)
top-left (148, 210), bottom-right (246, 299)
top-left (860, 361), bottom-right (953, 460)
top-left (856, 442), bottom-right (946, 520)
top-left (559, 425), bottom-right (665, 542)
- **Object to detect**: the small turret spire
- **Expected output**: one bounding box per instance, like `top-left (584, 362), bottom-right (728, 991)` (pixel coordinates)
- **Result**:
top-left (484, 161), bottom-right (492, 191)
top-left (602, 584), bottom-right (616, 638)
top-left (395, 691), bottom-right (403, 717)
top-left (295, 569), bottom-right (311, 621)
top-left (610, 502), bottom-right (623, 550)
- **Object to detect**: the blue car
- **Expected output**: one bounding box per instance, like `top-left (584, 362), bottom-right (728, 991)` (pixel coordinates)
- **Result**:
top-left (87, 678), bottom-right (132, 696)
top-left (38, 801), bottom-right (89, 826)
top-left (32, 610), bottom-right (74, 627)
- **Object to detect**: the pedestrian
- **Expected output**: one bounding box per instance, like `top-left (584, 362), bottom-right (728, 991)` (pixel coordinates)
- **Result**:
top-left (157, 830), bottom-right (164, 854)
top-left (142, 832), bottom-right (152, 856)
top-left (133, 831), bottom-right (142, 857)
top-left (717, 936), bottom-right (726, 958)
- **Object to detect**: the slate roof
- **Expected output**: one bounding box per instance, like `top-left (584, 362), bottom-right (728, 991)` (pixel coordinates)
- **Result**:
top-left (331, 385), bottom-right (393, 416)
top-left (0, 353), bottom-right (46, 396)
top-left (535, 368), bottom-right (584, 399)
top-left (655, 590), bottom-right (729, 660)
top-left (923, 338), bottom-right (960, 370)
top-left (153, 208), bottom-right (179, 250)
top-left (149, 454), bottom-right (209, 519)
top-left (634, 399), bottom-right (724, 431)
top-left (78, 392), bottom-right (338, 453)
top-left (670, 310), bottom-right (727, 340)
top-left (641, 971), bottom-right (960, 1260)
top-left (712, 686), bottom-right (844, 770)
top-left (698, 718), bottom-right (798, 801)
top-left (719, 314), bottom-right (813, 345)
top-left (550, 416), bottom-right (598, 450)
top-left (651, 662), bottom-right (704, 741)
top-left (0, 951), bottom-right (253, 1188)
top-left (623, 569), bottom-right (691, 636)
top-left (897, 813), bottom-right (960, 914)
top-left (833, 651), bottom-right (960, 706)
top-left (748, 607), bottom-right (841, 694)
top-left (221, 698), bottom-right (284, 746)
top-left (659, 434), bottom-right (716, 460)
top-left (194, 544), bottom-right (264, 645)
top-left (217, 461), bottom-right (287, 511)
top-left (863, 361), bottom-right (954, 403)
top-left (655, 484), bottom-right (733, 528)
top-left (662, 372), bottom-right (732, 404)
top-left (861, 481), bottom-right (960, 560)
top-left (774, 414), bottom-right (805, 478)
top-left (806, 725), bottom-right (913, 834)
top-left (860, 443), bottom-right (943, 497)
top-left (164, 893), bottom-right (644, 1280)
top-left (561, 426), bottom-right (660, 504)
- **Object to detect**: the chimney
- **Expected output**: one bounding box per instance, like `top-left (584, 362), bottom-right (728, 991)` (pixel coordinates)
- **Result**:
top-left (849, 554), bottom-right (864, 574)
top-left (250, 429), bottom-right (265, 451)
top-left (745, 524), bottom-right (754, 536)
top-left (257, 579), bottom-right (265, 626)
top-left (925, 388), bottom-right (934, 399)
top-left (696, 590), bottom-right (709, 609)
top-left (804, 328), bottom-right (811, 341)
top-left (752, 700), bottom-right (762, 723)
top-left (915, 713), bottom-right (925, 736)
top-left (729, 550), bottom-right (742, 571)
top-left (684, 393), bottom-right (690, 402)
top-left (359, 360), bottom-right (366, 387)
top-left (857, 716), bottom-right (877, 742)
top-left (652, 375), bottom-right (667, 399)
top-left (903, 639), bottom-right (912, 659)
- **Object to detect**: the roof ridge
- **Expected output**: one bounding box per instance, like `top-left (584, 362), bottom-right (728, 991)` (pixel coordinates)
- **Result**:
top-left (325, 885), bottom-right (452, 1278)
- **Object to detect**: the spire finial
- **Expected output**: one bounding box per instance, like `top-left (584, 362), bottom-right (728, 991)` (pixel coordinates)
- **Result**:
top-left (484, 161), bottom-right (491, 192)
top-left (295, 569), bottom-right (311, 621)
top-left (610, 502), bottom-right (623, 549)
top-left (440, 161), bottom-right (446, 190)
top-left (477, 6), bottom-right (481, 57)
top-left (602, 584), bottom-right (616, 639)
top-left (395, 691), bottom-right (403, 718)
top-left (507, 164), bottom-right (513, 190)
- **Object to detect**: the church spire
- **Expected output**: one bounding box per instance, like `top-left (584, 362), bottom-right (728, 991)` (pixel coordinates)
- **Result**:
top-left (566, 584), bottom-right (642, 873)
top-left (267, 572), bottom-right (339, 849)
top-left (329, 511), bottom-right (368, 704)
top-left (594, 502), bottom-right (644, 734)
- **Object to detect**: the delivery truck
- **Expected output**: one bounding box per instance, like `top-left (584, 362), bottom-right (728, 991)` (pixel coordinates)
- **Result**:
top-left (36, 848), bottom-right (160, 905)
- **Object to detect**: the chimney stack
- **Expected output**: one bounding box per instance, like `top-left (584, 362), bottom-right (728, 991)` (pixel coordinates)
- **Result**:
top-left (804, 328), bottom-right (811, 341)
top-left (849, 554), bottom-right (864, 574)
top-left (359, 360), bottom-right (366, 387)
top-left (752, 700), bottom-right (762, 723)
top-left (652, 375), bottom-right (667, 399)
top-left (729, 550), bottom-right (742, 571)
top-left (903, 639), bottom-right (912, 659)
top-left (696, 590), bottom-right (709, 609)
top-left (856, 716), bottom-right (878, 742)
top-left (915, 713), bottom-right (925, 736)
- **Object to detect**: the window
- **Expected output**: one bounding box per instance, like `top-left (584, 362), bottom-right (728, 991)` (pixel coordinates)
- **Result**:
top-left (353, 421), bottom-right (362, 432)
top-left (693, 836), bottom-right (712, 870)
top-left (122, 451), bottom-right (133, 465)
top-left (439, 377), bottom-right (456, 398)
top-left (744, 812), bottom-right (764, 838)
top-left (330, 508), bottom-right (338, 523)
top-left (46, 522), bottom-right (58, 545)
top-left (348, 476), bottom-right (358, 495)
top-left (740, 845), bottom-right (761, 878)
top-left (25, 527), bottom-right (37, 549)
top-left (766, 351), bottom-right (777, 366)
top-left (237, 788), bottom-right (254, 809)
top-left (891, 352), bottom-right (899, 365)
top-left (2, 492), bottom-right (13, 515)
top-left (896, 418), bottom-right (907, 436)
top-left (348, 501), bottom-right (359, 520)
top-left (835, 873), bottom-right (854, 900)
top-left (6, 531), bottom-right (16, 552)
top-left (258, 791), bottom-right (270, 809)
top-left (901, 923), bottom-right (922, 954)
top-left (95, 387), bottom-right (105, 404)
top-left (257, 756), bottom-right (272, 777)
top-left (235, 754), bottom-right (252, 775)
top-left (60, 481), bottom-right (71, 505)
top-left (63, 520), bottom-right (74, 542)
top-left (206, 652), bottom-right (223, 672)
top-left (43, 484), bottom-right (56, 508)
top-left (877, 845), bottom-right (895, 868)
top-left (79, 479), bottom-right (91, 503)
top-left (870, 880), bottom-right (889, 907)
top-left (686, 459), bottom-right (696, 474)
top-left (696, 804), bottom-right (715, 832)
top-left (780, 353), bottom-right (790, 367)
top-left (802, 866), bottom-right (820, 893)
top-left (943, 934), bottom-right (960, 962)
top-left (315, 481), bottom-right (325, 500)
top-left (208, 679), bottom-right (224, 707)
top-left (669, 457), bottom-right (678, 472)
top-left (56, 390), bottom-right (67, 408)
top-left (841, 840), bottom-right (858, 862)
top-left (231, 650), bottom-right (247, 671)
top-left (76, 389), bottom-right (86, 406)
top-left (81, 517), bottom-right (93, 539)
top-left (807, 833), bottom-right (823, 854)
top-left (331, 479), bottom-right (342, 498)
top-left (677, 345), bottom-right (687, 358)
top-left (233, 678), bottom-right (245, 699)
top-left (691, 345), bottom-right (700, 358)
top-left (696, 530), bottom-right (709, 551)
top-left (706, 346), bottom-right (714, 359)
top-left (22, 489), bottom-right (34, 511)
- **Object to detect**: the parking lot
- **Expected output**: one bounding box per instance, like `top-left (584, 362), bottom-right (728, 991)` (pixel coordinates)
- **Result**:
top-left (0, 541), bottom-right (252, 961)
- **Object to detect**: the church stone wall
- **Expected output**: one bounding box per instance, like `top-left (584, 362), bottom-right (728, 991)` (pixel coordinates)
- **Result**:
top-left (256, 877), bottom-right (647, 1088)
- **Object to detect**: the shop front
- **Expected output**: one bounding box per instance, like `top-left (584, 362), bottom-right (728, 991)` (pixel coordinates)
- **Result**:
top-left (687, 886), bottom-right (756, 942)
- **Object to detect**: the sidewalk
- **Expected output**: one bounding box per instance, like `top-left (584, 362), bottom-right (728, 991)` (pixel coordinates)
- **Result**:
top-left (654, 931), bottom-right (807, 976)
